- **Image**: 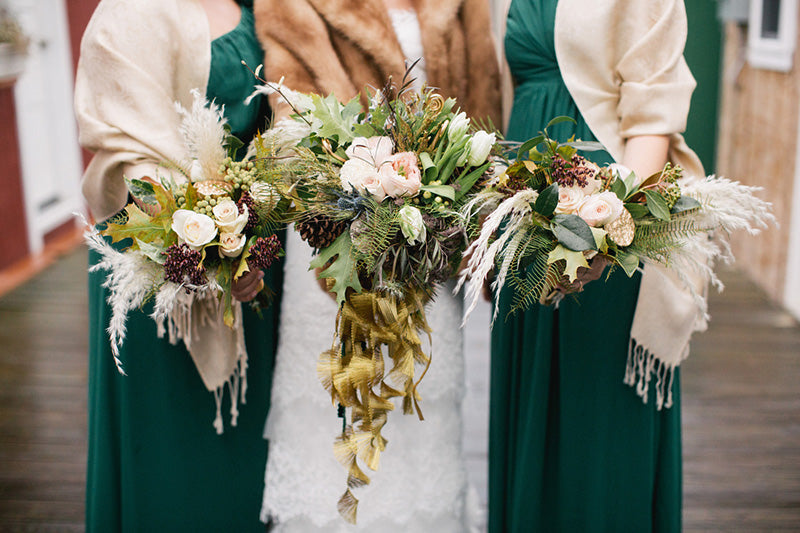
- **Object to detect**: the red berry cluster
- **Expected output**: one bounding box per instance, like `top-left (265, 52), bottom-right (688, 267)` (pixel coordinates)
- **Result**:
top-left (237, 192), bottom-right (259, 232)
top-left (163, 243), bottom-right (207, 286)
top-left (248, 234), bottom-right (281, 271)
top-left (550, 154), bottom-right (594, 188)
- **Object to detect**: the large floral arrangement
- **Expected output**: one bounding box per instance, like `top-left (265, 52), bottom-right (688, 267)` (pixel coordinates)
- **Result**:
top-left (459, 118), bottom-right (774, 321)
top-left (259, 78), bottom-right (497, 522)
top-left (85, 91), bottom-right (289, 430)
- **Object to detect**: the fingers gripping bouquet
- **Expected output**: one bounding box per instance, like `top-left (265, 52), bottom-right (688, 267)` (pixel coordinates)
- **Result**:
top-left (261, 77), bottom-right (497, 522)
top-left (84, 90), bottom-right (289, 433)
top-left (459, 117), bottom-right (775, 323)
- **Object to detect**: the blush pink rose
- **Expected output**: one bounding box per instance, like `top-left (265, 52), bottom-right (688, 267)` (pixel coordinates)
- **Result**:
top-left (555, 185), bottom-right (586, 215)
top-left (576, 191), bottom-right (624, 227)
top-left (380, 152), bottom-right (422, 198)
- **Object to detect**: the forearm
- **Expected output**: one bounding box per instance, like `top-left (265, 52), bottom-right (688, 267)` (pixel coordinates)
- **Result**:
top-left (621, 134), bottom-right (670, 180)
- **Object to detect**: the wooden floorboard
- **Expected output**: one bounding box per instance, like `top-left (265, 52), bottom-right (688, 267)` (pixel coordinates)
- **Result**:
top-left (0, 247), bottom-right (798, 531)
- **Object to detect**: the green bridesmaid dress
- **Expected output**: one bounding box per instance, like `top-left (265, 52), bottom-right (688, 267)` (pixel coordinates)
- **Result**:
top-left (86, 4), bottom-right (282, 531)
top-left (488, 1), bottom-right (682, 532)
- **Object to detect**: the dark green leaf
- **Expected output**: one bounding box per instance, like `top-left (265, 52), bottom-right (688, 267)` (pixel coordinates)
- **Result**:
top-left (544, 116), bottom-right (576, 130)
top-left (552, 214), bottom-right (596, 252)
top-left (225, 134), bottom-right (245, 159)
top-left (610, 177), bottom-right (627, 200)
top-left (517, 134), bottom-right (545, 160)
top-left (625, 203), bottom-right (649, 219)
top-left (671, 195), bottom-right (702, 214)
top-left (644, 190), bottom-right (671, 221)
top-left (534, 183), bottom-right (559, 217)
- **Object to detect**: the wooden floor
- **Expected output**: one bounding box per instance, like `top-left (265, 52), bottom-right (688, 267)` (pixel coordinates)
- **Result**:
top-left (0, 247), bottom-right (798, 532)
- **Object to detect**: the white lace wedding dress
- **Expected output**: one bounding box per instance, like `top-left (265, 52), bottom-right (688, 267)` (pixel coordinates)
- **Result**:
top-left (260, 10), bottom-right (476, 532)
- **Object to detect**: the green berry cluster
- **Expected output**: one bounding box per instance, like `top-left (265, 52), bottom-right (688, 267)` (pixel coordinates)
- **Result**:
top-left (192, 196), bottom-right (228, 217)
top-left (412, 179), bottom-right (451, 211)
top-left (175, 183), bottom-right (189, 209)
top-left (221, 157), bottom-right (257, 192)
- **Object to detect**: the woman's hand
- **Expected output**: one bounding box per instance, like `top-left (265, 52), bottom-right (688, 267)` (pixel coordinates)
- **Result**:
top-left (558, 255), bottom-right (609, 294)
top-left (622, 135), bottom-right (670, 180)
top-left (232, 268), bottom-right (265, 302)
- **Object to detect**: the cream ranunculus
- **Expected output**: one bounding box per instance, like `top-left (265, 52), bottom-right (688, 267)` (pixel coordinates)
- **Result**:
top-left (219, 232), bottom-right (246, 258)
top-left (467, 131), bottom-right (496, 167)
top-left (576, 191), bottom-right (625, 227)
top-left (345, 136), bottom-right (394, 166)
top-left (213, 199), bottom-right (249, 234)
top-left (398, 205), bottom-right (427, 245)
top-left (171, 209), bottom-right (217, 250)
top-left (447, 112), bottom-right (470, 142)
top-left (555, 185), bottom-right (586, 215)
top-left (380, 152), bottom-right (422, 198)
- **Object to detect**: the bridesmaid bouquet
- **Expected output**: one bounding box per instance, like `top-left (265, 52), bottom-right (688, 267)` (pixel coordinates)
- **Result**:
top-left (459, 118), bottom-right (774, 320)
top-left (85, 91), bottom-right (289, 375)
top-left (260, 78), bottom-right (498, 522)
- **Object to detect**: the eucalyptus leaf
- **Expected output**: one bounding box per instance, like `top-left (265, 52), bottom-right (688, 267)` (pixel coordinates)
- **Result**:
top-left (671, 195), bottom-right (702, 214)
top-left (534, 183), bottom-right (559, 217)
top-left (552, 214), bottom-right (597, 252)
top-left (644, 190), bottom-right (671, 221)
top-left (559, 140), bottom-right (606, 152)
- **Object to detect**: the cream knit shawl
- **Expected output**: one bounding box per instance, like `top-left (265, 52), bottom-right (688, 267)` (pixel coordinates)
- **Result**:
top-left (492, 0), bottom-right (707, 408)
top-left (75, 0), bottom-right (250, 432)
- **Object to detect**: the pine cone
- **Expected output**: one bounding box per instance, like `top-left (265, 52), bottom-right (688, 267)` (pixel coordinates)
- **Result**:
top-left (296, 215), bottom-right (347, 249)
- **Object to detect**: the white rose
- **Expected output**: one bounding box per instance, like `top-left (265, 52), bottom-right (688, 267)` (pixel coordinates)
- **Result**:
top-left (576, 191), bottom-right (624, 227)
top-left (213, 199), bottom-right (249, 234)
top-left (607, 163), bottom-right (639, 186)
top-left (340, 158), bottom-right (376, 194)
top-left (219, 232), bottom-right (246, 258)
top-left (555, 185), bottom-right (586, 215)
top-left (582, 177), bottom-right (603, 195)
top-left (467, 131), bottom-right (496, 167)
top-left (447, 112), bottom-right (470, 142)
top-left (345, 136), bottom-right (394, 166)
top-left (171, 209), bottom-right (217, 250)
top-left (398, 205), bottom-right (427, 245)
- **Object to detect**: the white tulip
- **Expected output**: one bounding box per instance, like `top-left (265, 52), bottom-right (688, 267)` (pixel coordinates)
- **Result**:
top-left (467, 131), bottom-right (496, 167)
top-left (398, 205), bottom-right (427, 245)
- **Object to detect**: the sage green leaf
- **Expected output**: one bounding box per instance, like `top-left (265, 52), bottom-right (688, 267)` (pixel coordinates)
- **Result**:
top-left (419, 152), bottom-right (437, 182)
top-left (544, 116), bottom-right (576, 130)
top-left (610, 177), bottom-right (627, 200)
top-left (552, 214), bottom-right (597, 251)
top-left (671, 195), bottom-right (702, 214)
top-left (135, 239), bottom-right (166, 265)
top-left (560, 140), bottom-right (606, 152)
top-left (534, 183), bottom-right (559, 217)
top-left (644, 189), bottom-right (671, 221)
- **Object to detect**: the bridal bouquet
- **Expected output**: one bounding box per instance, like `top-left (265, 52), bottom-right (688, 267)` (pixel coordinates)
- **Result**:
top-left (459, 118), bottom-right (774, 320)
top-left (262, 80), bottom-right (497, 521)
top-left (85, 91), bottom-right (289, 430)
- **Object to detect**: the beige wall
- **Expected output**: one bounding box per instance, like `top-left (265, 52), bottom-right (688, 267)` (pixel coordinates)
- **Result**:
top-left (716, 21), bottom-right (800, 303)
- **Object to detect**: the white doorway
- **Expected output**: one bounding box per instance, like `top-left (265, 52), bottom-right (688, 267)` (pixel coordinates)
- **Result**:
top-left (8, 0), bottom-right (83, 254)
